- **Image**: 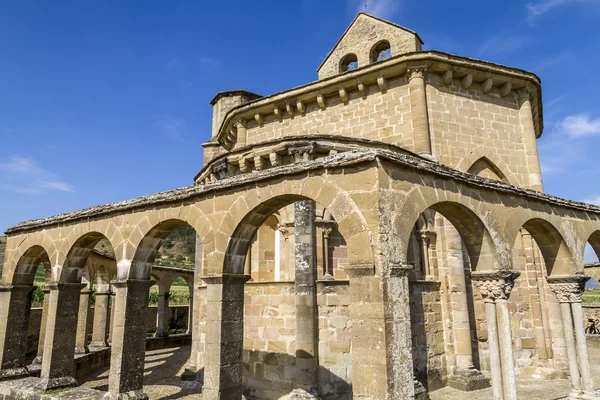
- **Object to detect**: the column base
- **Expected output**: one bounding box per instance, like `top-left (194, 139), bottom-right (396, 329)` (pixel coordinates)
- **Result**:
top-left (181, 368), bottom-right (197, 381)
top-left (40, 376), bottom-right (77, 390)
top-left (448, 368), bottom-right (491, 391)
top-left (414, 379), bottom-right (430, 400)
top-left (31, 356), bottom-right (43, 365)
top-left (89, 341), bottom-right (110, 349)
top-left (102, 389), bottom-right (149, 400)
top-left (75, 346), bottom-right (89, 355)
top-left (282, 388), bottom-right (320, 399)
top-left (0, 367), bottom-right (30, 381)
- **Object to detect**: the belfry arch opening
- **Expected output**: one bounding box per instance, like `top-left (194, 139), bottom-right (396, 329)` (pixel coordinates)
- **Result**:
top-left (340, 53), bottom-right (358, 73)
top-left (370, 40), bottom-right (391, 63)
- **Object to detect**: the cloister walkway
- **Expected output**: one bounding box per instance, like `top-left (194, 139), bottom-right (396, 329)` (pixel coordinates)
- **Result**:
top-left (74, 344), bottom-right (599, 400)
top-left (78, 345), bottom-right (201, 399)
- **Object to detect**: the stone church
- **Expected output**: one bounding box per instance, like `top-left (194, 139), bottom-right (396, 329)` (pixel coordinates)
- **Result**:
top-left (1, 12), bottom-right (600, 400)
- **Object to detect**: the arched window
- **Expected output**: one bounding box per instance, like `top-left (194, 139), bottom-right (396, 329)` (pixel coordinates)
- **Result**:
top-left (340, 53), bottom-right (358, 73)
top-left (370, 40), bottom-right (391, 63)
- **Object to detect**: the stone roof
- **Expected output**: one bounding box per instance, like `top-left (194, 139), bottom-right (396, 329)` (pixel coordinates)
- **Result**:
top-left (7, 146), bottom-right (600, 234)
top-left (209, 90), bottom-right (262, 106)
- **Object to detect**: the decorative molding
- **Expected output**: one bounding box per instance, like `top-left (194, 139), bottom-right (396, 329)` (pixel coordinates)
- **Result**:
top-left (471, 270), bottom-right (520, 301)
top-left (406, 66), bottom-right (427, 83)
top-left (547, 275), bottom-right (590, 303)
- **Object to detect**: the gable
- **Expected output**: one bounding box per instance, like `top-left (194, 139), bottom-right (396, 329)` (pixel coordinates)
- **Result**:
top-left (317, 13), bottom-right (423, 80)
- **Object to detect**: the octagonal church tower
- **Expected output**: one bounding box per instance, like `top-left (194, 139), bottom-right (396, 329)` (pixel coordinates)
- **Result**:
top-left (199, 12), bottom-right (543, 194)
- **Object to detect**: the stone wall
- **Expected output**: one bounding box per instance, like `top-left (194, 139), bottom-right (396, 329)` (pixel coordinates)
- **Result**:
top-left (243, 79), bottom-right (413, 150)
top-left (241, 281), bottom-right (352, 399)
top-left (427, 78), bottom-right (528, 188)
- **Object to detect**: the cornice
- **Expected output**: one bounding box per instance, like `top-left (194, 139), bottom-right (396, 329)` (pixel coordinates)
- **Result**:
top-left (210, 50), bottom-right (543, 149)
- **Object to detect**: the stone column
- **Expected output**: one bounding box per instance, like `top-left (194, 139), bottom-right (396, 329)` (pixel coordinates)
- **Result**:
top-left (105, 279), bottom-right (154, 400)
top-left (187, 285), bottom-right (193, 334)
top-left (517, 88), bottom-right (543, 192)
top-left (33, 288), bottom-right (51, 364)
top-left (0, 284), bottom-right (35, 380)
top-left (407, 66), bottom-right (433, 158)
top-left (75, 289), bottom-right (93, 354)
top-left (548, 275), bottom-right (596, 398)
top-left (108, 290), bottom-right (116, 344)
top-left (383, 266), bottom-right (418, 399)
top-left (40, 282), bottom-right (85, 390)
top-left (294, 200), bottom-right (318, 390)
top-left (90, 291), bottom-right (111, 348)
top-left (446, 227), bottom-right (489, 391)
top-left (471, 270), bottom-right (520, 400)
top-left (201, 273), bottom-right (250, 400)
top-left (155, 287), bottom-right (170, 338)
top-left (235, 119), bottom-right (247, 148)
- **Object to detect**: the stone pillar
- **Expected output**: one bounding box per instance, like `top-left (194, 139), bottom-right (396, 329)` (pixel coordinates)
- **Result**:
top-left (33, 288), bottom-right (51, 364)
top-left (383, 266), bottom-right (419, 399)
top-left (548, 275), bottom-right (596, 399)
top-left (187, 285), bottom-right (193, 334)
top-left (90, 291), bottom-right (111, 348)
top-left (446, 227), bottom-right (489, 391)
top-left (40, 282), bottom-right (85, 390)
top-left (201, 273), bottom-right (250, 400)
top-left (105, 279), bottom-right (154, 400)
top-left (517, 88), bottom-right (543, 192)
top-left (155, 288), bottom-right (170, 338)
top-left (294, 200), bottom-right (318, 390)
top-left (407, 66), bottom-right (433, 158)
top-left (75, 289), bottom-right (93, 354)
top-left (496, 297), bottom-right (518, 400)
top-left (235, 119), bottom-right (247, 148)
top-left (471, 270), bottom-right (520, 400)
top-left (108, 290), bottom-right (116, 344)
top-left (0, 284), bottom-right (34, 380)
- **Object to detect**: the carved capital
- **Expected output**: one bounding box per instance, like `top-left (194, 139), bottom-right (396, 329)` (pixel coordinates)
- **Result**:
top-left (471, 270), bottom-right (520, 302)
top-left (516, 87), bottom-right (533, 102)
top-left (288, 142), bottom-right (316, 162)
top-left (212, 161), bottom-right (229, 180)
top-left (406, 66), bottom-right (427, 83)
top-left (547, 275), bottom-right (589, 303)
top-left (418, 230), bottom-right (437, 245)
top-left (234, 119), bottom-right (247, 129)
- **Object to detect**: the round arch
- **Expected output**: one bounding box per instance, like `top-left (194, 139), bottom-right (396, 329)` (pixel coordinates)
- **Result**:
top-left (401, 201), bottom-right (502, 271)
top-left (513, 218), bottom-right (577, 276)
top-left (10, 245), bottom-right (51, 286)
top-left (370, 40), bottom-right (391, 63)
top-left (224, 193), bottom-right (372, 275)
top-left (59, 232), bottom-right (113, 283)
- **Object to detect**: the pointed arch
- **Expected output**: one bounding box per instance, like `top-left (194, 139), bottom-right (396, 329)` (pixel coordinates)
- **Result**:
top-left (456, 146), bottom-right (518, 186)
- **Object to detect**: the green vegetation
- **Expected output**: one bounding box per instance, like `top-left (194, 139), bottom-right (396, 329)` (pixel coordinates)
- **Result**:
top-left (583, 289), bottom-right (600, 305)
top-left (154, 226), bottom-right (196, 269)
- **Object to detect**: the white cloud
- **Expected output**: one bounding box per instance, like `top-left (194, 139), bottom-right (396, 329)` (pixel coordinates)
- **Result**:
top-left (559, 113), bottom-right (600, 138)
top-left (351, 0), bottom-right (400, 19)
top-left (528, 0), bottom-right (588, 17)
top-left (153, 116), bottom-right (186, 141)
top-left (545, 95), bottom-right (566, 107)
top-left (477, 34), bottom-right (531, 57)
top-left (199, 56), bottom-right (219, 67)
top-left (0, 156), bottom-right (74, 194)
top-left (582, 196), bottom-right (600, 205)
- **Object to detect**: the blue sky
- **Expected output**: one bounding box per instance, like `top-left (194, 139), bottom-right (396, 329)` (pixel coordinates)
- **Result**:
top-left (1, 0), bottom-right (600, 259)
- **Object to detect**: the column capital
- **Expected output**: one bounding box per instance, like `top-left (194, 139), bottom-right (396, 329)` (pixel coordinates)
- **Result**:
top-left (200, 273), bottom-right (251, 285)
top-left (471, 270), bottom-right (520, 302)
top-left (0, 284), bottom-right (36, 293)
top-left (516, 87), bottom-right (533, 102)
top-left (547, 274), bottom-right (589, 303)
top-left (406, 66), bottom-right (427, 83)
top-left (234, 118), bottom-right (247, 129)
top-left (111, 279), bottom-right (155, 290)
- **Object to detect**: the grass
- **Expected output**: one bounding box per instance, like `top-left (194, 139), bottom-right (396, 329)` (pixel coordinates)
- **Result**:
top-left (583, 289), bottom-right (600, 305)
